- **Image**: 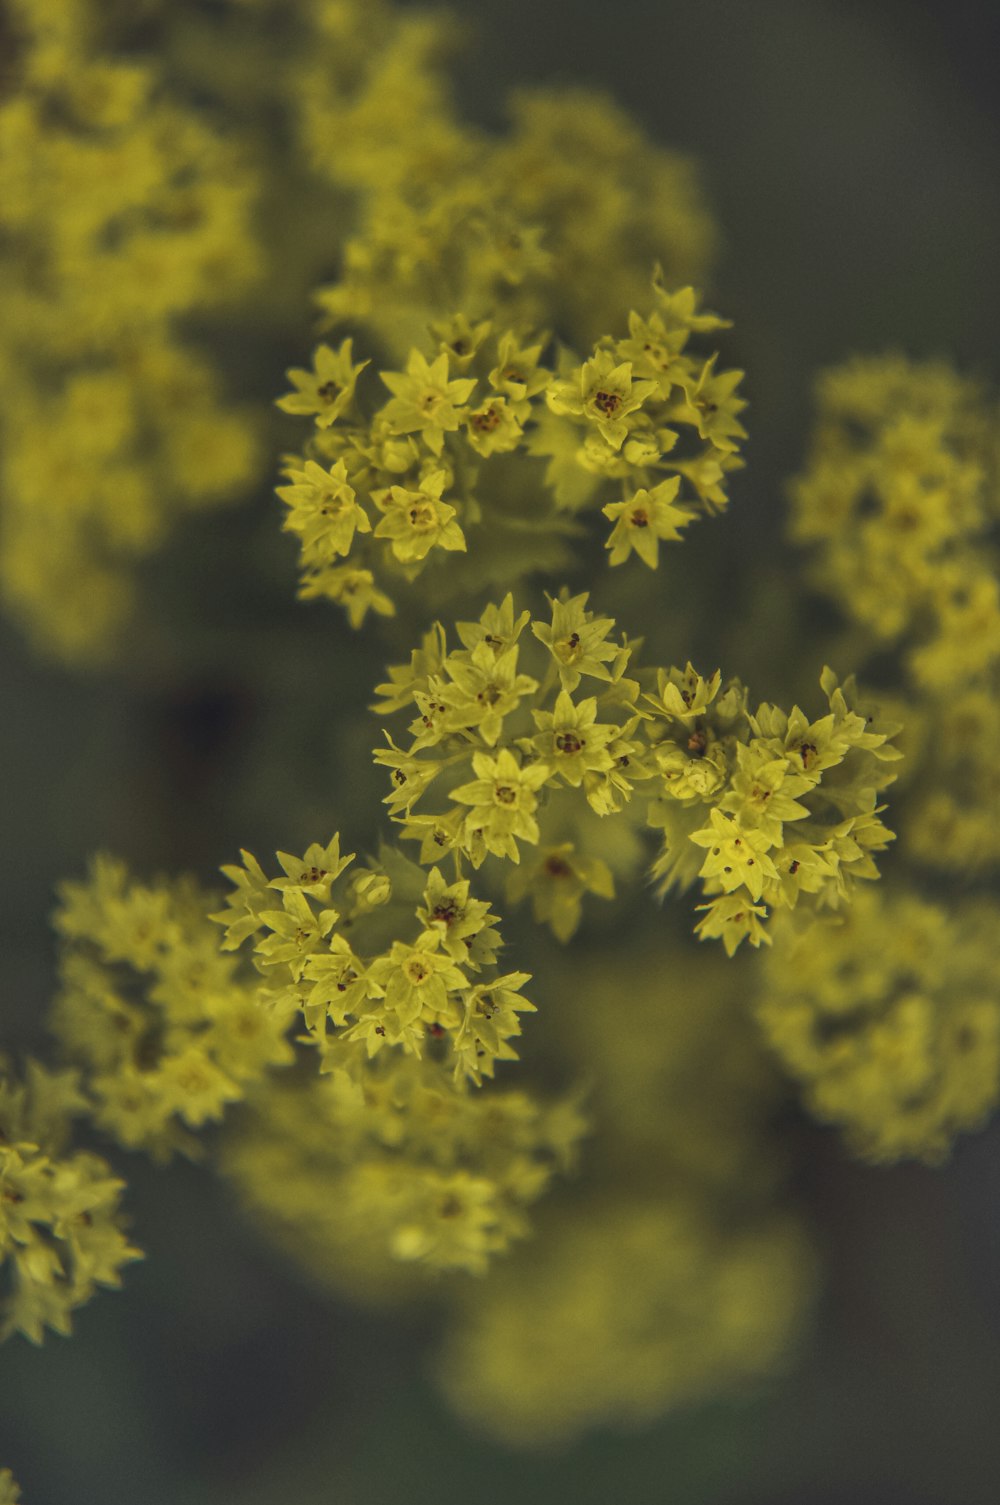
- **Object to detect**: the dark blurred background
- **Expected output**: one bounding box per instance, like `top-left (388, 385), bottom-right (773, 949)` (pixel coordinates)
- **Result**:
top-left (2, 1), bottom-right (1000, 1501)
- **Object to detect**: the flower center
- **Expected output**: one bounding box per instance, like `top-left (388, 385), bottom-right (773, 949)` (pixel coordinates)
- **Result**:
top-left (408, 502), bottom-right (437, 530)
top-left (554, 731), bottom-right (583, 755)
top-left (472, 405), bottom-right (502, 432)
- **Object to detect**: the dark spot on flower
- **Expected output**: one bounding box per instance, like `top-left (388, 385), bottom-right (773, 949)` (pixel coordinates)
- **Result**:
top-left (593, 389), bottom-right (622, 416)
top-left (408, 502), bottom-right (436, 529)
top-left (471, 405), bottom-right (502, 433)
top-left (555, 731), bottom-right (583, 755)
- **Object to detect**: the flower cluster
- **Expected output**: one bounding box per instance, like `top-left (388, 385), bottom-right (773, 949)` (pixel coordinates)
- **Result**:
top-left (223, 1056), bottom-right (586, 1284)
top-left (277, 279), bottom-right (745, 625)
top-left (0, 1058), bottom-right (140, 1343)
top-left (758, 888), bottom-right (1000, 1162)
top-left (301, 36), bottom-right (715, 354)
top-left (211, 838), bottom-right (537, 1086)
top-left (790, 356), bottom-right (1000, 686)
top-left (0, 0), bottom-right (262, 662)
top-left (52, 840), bottom-right (583, 1283)
top-left (437, 947), bottom-right (815, 1445)
top-left (53, 857), bottom-right (294, 1159)
top-left (374, 594), bottom-right (902, 953)
top-left (791, 356), bottom-right (1000, 876)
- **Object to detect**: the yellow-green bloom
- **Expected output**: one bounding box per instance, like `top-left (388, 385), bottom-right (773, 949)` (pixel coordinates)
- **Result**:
top-left (464, 397), bottom-right (524, 456)
top-left (300, 565), bottom-right (395, 628)
top-left (278, 339), bottom-right (368, 428)
top-left (688, 808), bottom-right (779, 901)
top-left (530, 690), bottom-right (618, 786)
top-left (646, 663), bottom-right (723, 723)
top-left (506, 844), bottom-right (615, 942)
top-left (451, 748), bottom-right (550, 863)
top-left (454, 973), bottom-right (536, 1083)
top-left (531, 591), bottom-right (622, 691)
top-left (417, 868), bottom-right (502, 969)
top-left (380, 349), bottom-right (477, 455)
top-left (373, 470), bottom-right (467, 562)
top-left (488, 332), bottom-right (551, 402)
top-left (277, 458), bottom-right (372, 561)
top-left (547, 349), bottom-right (656, 450)
top-left (436, 640), bottom-right (539, 746)
top-left (667, 354), bottom-right (747, 453)
top-left (603, 476), bottom-right (688, 566)
top-left (366, 939), bottom-right (469, 1029)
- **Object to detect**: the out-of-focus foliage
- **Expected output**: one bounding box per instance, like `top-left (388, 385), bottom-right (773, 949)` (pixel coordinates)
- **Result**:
top-left (760, 357), bottom-right (1000, 1164)
top-left (223, 1058), bottom-right (585, 1289)
top-left (0, 0), bottom-right (262, 661)
top-left (760, 888), bottom-right (1000, 1162)
top-left (437, 947), bottom-right (815, 1445)
top-left (53, 857), bottom-right (294, 1161)
top-left (0, 1057), bottom-right (140, 1343)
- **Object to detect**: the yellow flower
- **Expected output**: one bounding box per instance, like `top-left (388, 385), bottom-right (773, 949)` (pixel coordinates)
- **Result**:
top-left (373, 470), bottom-right (466, 562)
top-left (506, 843), bottom-right (615, 941)
top-left (299, 564), bottom-right (395, 628)
top-left (547, 348), bottom-right (656, 450)
top-left (667, 355), bottom-right (747, 453)
top-left (688, 808), bottom-right (779, 902)
top-left (531, 591), bottom-right (622, 691)
top-left (603, 476), bottom-right (688, 566)
top-left (366, 940), bottom-right (469, 1029)
top-left (530, 690), bottom-right (618, 786)
top-left (277, 339), bottom-right (368, 428)
top-left (451, 748), bottom-right (550, 864)
top-left (463, 397), bottom-right (524, 456)
top-left (380, 349), bottom-right (477, 455)
top-left (277, 458), bottom-right (371, 561)
top-left (435, 639), bottom-right (539, 746)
